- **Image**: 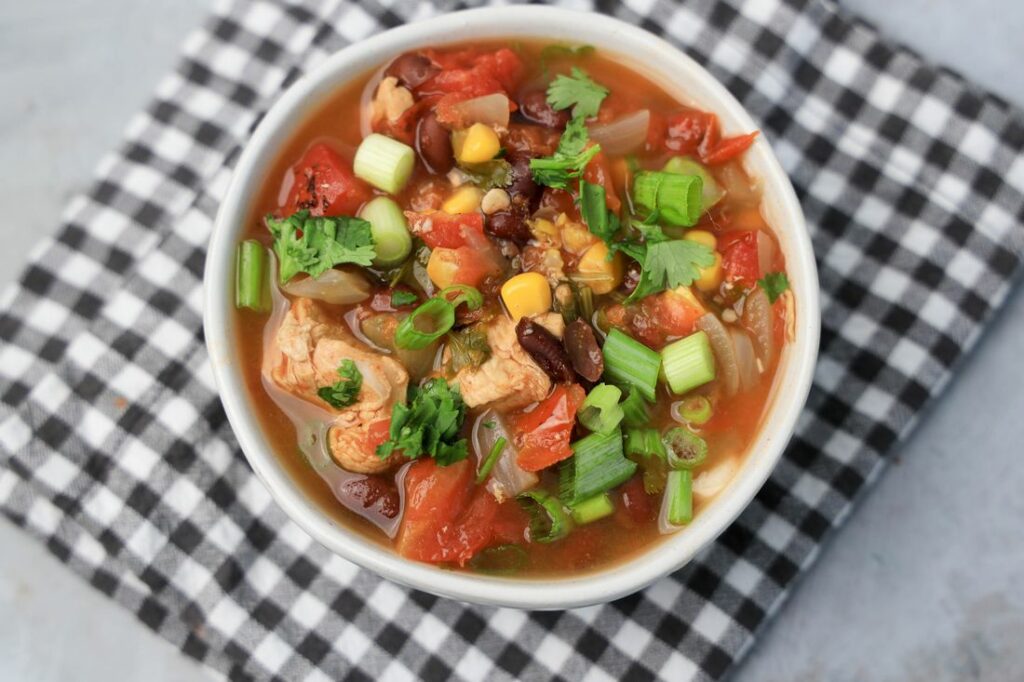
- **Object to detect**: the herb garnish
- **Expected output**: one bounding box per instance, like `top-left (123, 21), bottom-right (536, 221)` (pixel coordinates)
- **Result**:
top-left (546, 67), bottom-right (609, 120)
top-left (616, 226), bottom-right (716, 303)
top-left (266, 210), bottom-right (376, 283)
top-left (390, 290), bottom-right (419, 307)
top-left (376, 378), bottom-right (468, 466)
top-left (758, 272), bottom-right (790, 303)
top-left (316, 360), bottom-right (363, 409)
top-left (529, 117), bottom-right (602, 190)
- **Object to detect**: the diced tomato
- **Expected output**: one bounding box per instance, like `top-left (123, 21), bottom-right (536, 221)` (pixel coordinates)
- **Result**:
top-left (511, 385), bottom-right (586, 472)
top-left (582, 150), bottom-right (621, 213)
top-left (719, 231), bottom-right (762, 287)
top-left (617, 475), bottom-right (656, 526)
top-left (631, 289), bottom-right (704, 347)
top-left (428, 246), bottom-right (501, 289)
top-left (664, 108), bottom-right (715, 155)
top-left (397, 459), bottom-right (527, 565)
top-left (364, 419), bottom-right (392, 453)
top-left (281, 143), bottom-right (373, 217)
top-left (419, 47), bottom-right (523, 99)
top-left (702, 131), bottom-right (759, 165)
top-left (405, 211), bottom-right (486, 249)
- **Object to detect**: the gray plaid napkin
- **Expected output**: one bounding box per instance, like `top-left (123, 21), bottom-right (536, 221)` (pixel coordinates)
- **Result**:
top-left (1, 0), bottom-right (1022, 680)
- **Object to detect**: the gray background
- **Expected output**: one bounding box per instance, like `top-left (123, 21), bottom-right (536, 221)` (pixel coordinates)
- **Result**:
top-left (1, 1), bottom-right (1021, 680)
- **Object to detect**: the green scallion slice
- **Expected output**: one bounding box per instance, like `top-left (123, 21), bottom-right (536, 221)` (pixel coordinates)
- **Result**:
top-left (677, 395), bottom-right (713, 425)
top-left (664, 469), bottom-right (693, 525)
top-left (469, 544), bottom-right (528, 574)
top-left (560, 429), bottom-right (636, 505)
top-left (475, 436), bottom-right (507, 485)
top-left (518, 490), bottom-right (572, 543)
top-left (662, 157), bottom-right (723, 210)
top-left (661, 330), bottom-right (715, 395)
top-left (624, 428), bottom-right (668, 494)
top-left (620, 386), bottom-right (650, 428)
top-left (394, 298), bottom-right (455, 350)
top-left (662, 427), bottom-right (708, 470)
top-left (603, 329), bottom-right (661, 402)
top-left (358, 196), bottom-right (412, 268)
top-left (353, 133), bottom-right (415, 195)
top-left (438, 284), bottom-right (484, 312)
top-left (569, 493), bottom-right (614, 525)
top-left (235, 240), bottom-right (269, 312)
top-left (632, 171), bottom-right (703, 227)
top-left (578, 383), bottom-right (624, 435)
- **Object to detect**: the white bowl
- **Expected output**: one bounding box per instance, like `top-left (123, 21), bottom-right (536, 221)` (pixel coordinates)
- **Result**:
top-left (204, 6), bottom-right (819, 609)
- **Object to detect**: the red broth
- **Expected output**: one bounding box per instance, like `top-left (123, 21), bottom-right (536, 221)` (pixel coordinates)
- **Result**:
top-left (232, 41), bottom-right (791, 576)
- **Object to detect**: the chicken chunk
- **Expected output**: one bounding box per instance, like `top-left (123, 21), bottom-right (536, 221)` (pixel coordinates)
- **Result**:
top-left (453, 313), bottom-right (564, 410)
top-left (372, 76), bottom-right (414, 125)
top-left (267, 298), bottom-right (408, 474)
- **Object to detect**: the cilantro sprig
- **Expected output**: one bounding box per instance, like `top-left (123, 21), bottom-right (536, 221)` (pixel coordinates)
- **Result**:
top-left (758, 272), bottom-right (790, 303)
top-left (529, 117), bottom-right (602, 190)
top-left (376, 378), bottom-right (468, 466)
top-left (316, 360), bottom-right (363, 409)
top-left (546, 67), bottom-right (609, 119)
top-left (616, 225), bottom-right (716, 303)
top-left (266, 210), bottom-right (376, 283)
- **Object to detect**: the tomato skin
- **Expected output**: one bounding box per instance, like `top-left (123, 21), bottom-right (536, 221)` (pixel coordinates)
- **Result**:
top-left (664, 109), bottom-right (715, 155)
top-left (406, 211), bottom-right (486, 249)
top-left (397, 459), bottom-right (527, 565)
top-left (582, 150), bottom-right (621, 213)
top-left (511, 385), bottom-right (586, 472)
top-left (703, 131), bottom-right (759, 165)
top-left (631, 290), bottom-right (703, 347)
top-left (282, 143), bottom-right (373, 217)
top-left (719, 231), bottom-right (761, 287)
top-left (420, 48), bottom-right (524, 127)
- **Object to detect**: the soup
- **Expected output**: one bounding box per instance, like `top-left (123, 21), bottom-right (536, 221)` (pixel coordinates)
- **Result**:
top-left (232, 41), bottom-right (793, 576)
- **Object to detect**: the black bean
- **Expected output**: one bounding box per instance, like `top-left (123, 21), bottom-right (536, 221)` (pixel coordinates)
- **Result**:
top-left (485, 209), bottom-right (532, 245)
top-left (516, 318), bottom-right (575, 384)
top-left (384, 52), bottom-right (438, 89)
top-left (518, 90), bottom-right (570, 129)
top-left (416, 111), bottom-right (453, 174)
top-left (506, 154), bottom-right (540, 203)
top-left (563, 320), bottom-right (604, 382)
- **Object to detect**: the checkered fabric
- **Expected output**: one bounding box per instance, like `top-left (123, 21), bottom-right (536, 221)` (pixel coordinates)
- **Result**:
top-left (1, 0), bottom-right (1023, 679)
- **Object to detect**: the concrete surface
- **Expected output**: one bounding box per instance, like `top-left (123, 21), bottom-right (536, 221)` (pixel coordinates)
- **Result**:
top-left (0, 1), bottom-right (1021, 681)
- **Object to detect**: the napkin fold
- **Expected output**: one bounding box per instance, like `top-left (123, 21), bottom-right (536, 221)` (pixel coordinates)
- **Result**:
top-left (1, 0), bottom-right (1022, 680)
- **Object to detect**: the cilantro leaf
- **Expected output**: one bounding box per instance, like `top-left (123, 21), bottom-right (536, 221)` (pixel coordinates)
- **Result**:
top-left (390, 290), bottom-right (419, 307)
top-left (539, 44), bottom-right (595, 73)
top-left (758, 272), bottom-right (789, 303)
top-left (316, 360), bottom-right (363, 409)
top-left (376, 378), bottom-right (469, 466)
top-left (529, 117), bottom-right (602, 189)
top-left (266, 210), bottom-right (376, 283)
top-left (621, 239), bottom-right (716, 303)
top-left (579, 180), bottom-right (620, 244)
top-left (447, 326), bottom-right (491, 373)
top-left (546, 67), bottom-right (609, 120)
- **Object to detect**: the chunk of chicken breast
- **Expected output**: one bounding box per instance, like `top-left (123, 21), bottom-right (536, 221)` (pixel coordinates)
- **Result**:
top-left (267, 298), bottom-right (407, 474)
top-left (453, 312), bottom-right (564, 411)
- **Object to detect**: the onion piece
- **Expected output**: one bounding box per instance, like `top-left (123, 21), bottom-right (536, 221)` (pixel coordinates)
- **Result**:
top-left (588, 110), bottom-right (650, 156)
top-left (693, 457), bottom-right (738, 500)
top-left (730, 327), bottom-right (759, 393)
top-left (716, 163), bottom-right (758, 205)
top-left (450, 93), bottom-right (510, 128)
top-left (743, 287), bottom-right (775, 367)
top-left (282, 268), bottom-right (372, 305)
top-left (472, 410), bottom-right (537, 501)
top-left (695, 313), bottom-right (739, 396)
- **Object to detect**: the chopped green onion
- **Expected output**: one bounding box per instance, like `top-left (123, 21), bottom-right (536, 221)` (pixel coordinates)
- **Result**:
top-left (661, 331), bottom-right (716, 395)
top-left (390, 290), bottom-right (419, 307)
top-left (560, 429), bottom-right (636, 505)
top-left (625, 427), bottom-right (668, 494)
top-left (358, 196), bottom-right (412, 268)
top-left (235, 240), bottom-right (269, 312)
top-left (662, 427), bottom-right (708, 470)
top-left (677, 395), bottom-right (713, 425)
top-left (577, 284), bottom-right (595, 322)
top-left (662, 157), bottom-right (723, 211)
top-left (475, 436), bottom-right (507, 484)
top-left (469, 544), bottom-right (528, 574)
top-left (578, 383), bottom-right (624, 435)
top-left (632, 171), bottom-right (703, 227)
top-left (518, 490), bottom-right (572, 543)
top-left (602, 329), bottom-right (661, 402)
top-left (438, 284), bottom-right (483, 312)
top-left (664, 469), bottom-right (693, 525)
top-left (395, 298), bottom-right (455, 349)
top-left (620, 387), bottom-right (650, 428)
top-left (353, 133), bottom-right (415, 194)
top-left (569, 493), bottom-right (614, 525)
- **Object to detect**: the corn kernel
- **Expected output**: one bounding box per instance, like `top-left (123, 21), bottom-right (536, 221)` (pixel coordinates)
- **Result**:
top-left (454, 123), bottom-right (501, 164)
top-left (560, 218), bottom-right (596, 254)
top-left (501, 272), bottom-right (552, 320)
top-left (576, 242), bottom-right (624, 295)
top-left (426, 248), bottom-right (459, 290)
top-left (684, 230), bottom-right (717, 249)
top-left (442, 185), bottom-right (483, 214)
top-left (694, 252), bottom-right (723, 292)
top-left (529, 217), bottom-right (559, 245)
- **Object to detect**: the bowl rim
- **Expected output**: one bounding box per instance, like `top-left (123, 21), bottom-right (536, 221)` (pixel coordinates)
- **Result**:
top-left (203, 5), bottom-right (820, 609)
